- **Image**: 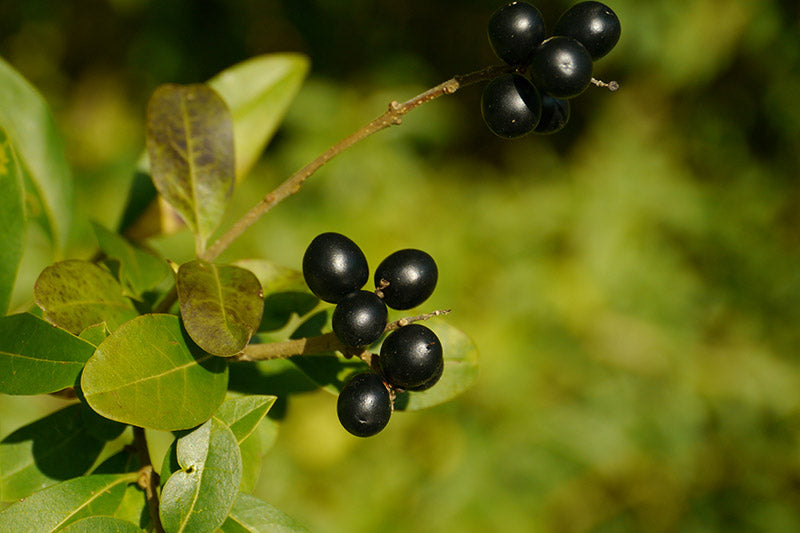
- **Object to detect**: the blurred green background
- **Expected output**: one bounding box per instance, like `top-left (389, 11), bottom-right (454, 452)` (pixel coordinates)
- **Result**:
top-left (3, 0), bottom-right (800, 531)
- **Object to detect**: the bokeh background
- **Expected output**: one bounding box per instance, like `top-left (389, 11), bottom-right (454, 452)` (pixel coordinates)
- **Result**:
top-left (3, 0), bottom-right (800, 531)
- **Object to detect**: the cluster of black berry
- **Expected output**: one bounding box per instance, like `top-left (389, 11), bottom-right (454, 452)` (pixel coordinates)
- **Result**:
top-left (302, 232), bottom-right (445, 437)
top-left (482, 1), bottom-right (621, 138)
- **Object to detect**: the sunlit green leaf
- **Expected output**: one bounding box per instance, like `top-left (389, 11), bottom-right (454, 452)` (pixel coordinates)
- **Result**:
top-left (0, 127), bottom-right (26, 314)
top-left (159, 418), bottom-right (242, 533)
top-left (146, 83), bottom-right (234, 252)
top-left (213, 395), bottom-right (276, 443)
top-left (0, 313), bottom-right (95, 395)
top-left (0, 473), bottom-right (135, 531)
top-left (92, 222), bottom-right (170, 297)
top-left (81, 314), bottom-right (229, 431)
top-left (219, 493), bottom-right (309, 533)
top-left (78, 322), bottom-right (110, 348)
top-left (57, 516), bottom-right (143, 533)
top-left (0, 56), bottom-right (73, 252)
top-left (177, 260), bottom-right (264, 356)
top-left (34, 260), bottom-right (138, 334)
top-left (208, 53), bottom-right (309, 180)
top-left (0, 405), bottom-right (104, 502)
top-left (239, 417), bottom-right (279, 493)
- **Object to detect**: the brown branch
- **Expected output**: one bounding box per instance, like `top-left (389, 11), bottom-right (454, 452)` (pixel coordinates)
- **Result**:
top-left (235, 308), bottom-right (451, 362)
top-left (201, 64), bottom-right (515, 262)
top-left (134, 426), bottom-right (164, 533)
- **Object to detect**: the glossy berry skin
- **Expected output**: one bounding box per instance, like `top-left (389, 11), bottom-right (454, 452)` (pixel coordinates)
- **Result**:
top-left (337, 372), bottom-right (392, 437)
top-left (374, 249), bottom-right (438, 310)
top-left (534, 95), bottom-right (570, 134)
top-left (406, 357), bottom-right (443, 392)
top-left (554, 1), bottom-right (621, 60)
top-left (302, 232), bottom-right (368, 303)
top-left (530, 36), bottom-right (593, 99)
top-left (481, 74), bottom-right (542, 139)
top-left (332, 290), bottom-right (388, 347)
top-left (488, 2), bottom-right (546, 66)
top-left (379, 324), bottom-right (443, 390)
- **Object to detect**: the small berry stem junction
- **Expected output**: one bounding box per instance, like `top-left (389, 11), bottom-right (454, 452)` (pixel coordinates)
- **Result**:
top-left (200, 64), bottom-right (518, 263)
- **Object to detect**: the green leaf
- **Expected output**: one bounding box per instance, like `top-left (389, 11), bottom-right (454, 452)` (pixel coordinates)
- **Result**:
top-left (0, 126), bottom-right (26, 314)
top-left (78, 322), bottom-right (110, 348)
top-left (177, 260), bottom-right (264, 356)
top-left (394, 321), bottom-right (480, 411)
top-left (34, 260), bottom-right (139, 334)
top-left (159, 418), bottom-right (242, 533)
top-left (91, 222), bottom-right (170, 297)
top-left (213, 395), bottom-right (276, 444)
top-left (81, 314), bottom-right (229, 431)
top-left (0, 473), bottom-right (135, 532)
top-left (219, 493), bottom-right (309, 533)
top-left (146, 83), bottom-right (234, 252)
top-left (239, 417), bottom-right (279, 493)
top-left (57, 516), bottom-right (143, 533)
top-left (0, 56), bottom-right (73, 252)
top-left (208, 53), bottom-right (309, 180)
top-left (0, 405), bottom-right (104, 502)
top-left (0, 313), bottom-right (95, 395)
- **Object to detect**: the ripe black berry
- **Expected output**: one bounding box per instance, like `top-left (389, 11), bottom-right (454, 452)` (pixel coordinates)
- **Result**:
top-left (534, 95), bottom-right (570, 134)
top-left (529, 36), bottom-right (593, 99)
top-left (379, 324), bottom-right (443, 390)
top-left (487, 2), bottom-right (546, 66)
top-left (337, 372), bottom-right (392, 437)
top-left (374, 249), bottom-right (438, 310)
top-left (554, 1), bottom-right (621, 60)
top-left (406, 357), bottom-right (443, 392)
top-left (302, 232), bottom-right (368, 303)
top-left (481, 74), bottom-right (542, 139)
top-left (332, 290), bottom-right (388, 347)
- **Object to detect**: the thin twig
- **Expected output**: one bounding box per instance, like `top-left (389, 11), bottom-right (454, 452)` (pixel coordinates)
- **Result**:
top-left (235, 308), bottom-right (451, 362)
top-left (201, 64), bottom-right (515, 262)
top-left (134, 426), bottom-right (164, 533)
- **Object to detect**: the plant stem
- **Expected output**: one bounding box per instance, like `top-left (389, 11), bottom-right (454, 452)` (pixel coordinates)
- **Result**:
top-left (201, 64), bottom-right (516, 262)
top-left (235, 308), bottom-right (450, 362)
top-left (134, 426), bottom-right (164, 533)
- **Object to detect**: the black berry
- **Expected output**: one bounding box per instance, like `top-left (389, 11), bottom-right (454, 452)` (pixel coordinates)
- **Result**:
top-left (529, 36), bottom-right (593, 98)
top-left (488, 2), bottom-right (546, 66)
top-left (406, 357), bottom-right (444, 392)
top-left (302, 232), bottom-right (368, 303)
top-left (337, 372), bottom-right (392, 437)
top-left (534, 95), bottom-right (570, 134)
top-left (481, 74), bottom-right (542, 139)
top-left (374, 249), bottom-right (438, 310)
top-left (554, 1), bottom-right (621, 60)
top-left (379, 324), bottom-right (443, 390)
top-left (332, 290), bottom-right (388, 347)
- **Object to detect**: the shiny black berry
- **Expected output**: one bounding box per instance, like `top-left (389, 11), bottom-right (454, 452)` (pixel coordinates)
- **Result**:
top-left (332, 290), bottom-right (388, 347)
top-left (530, 36), bottom-right (593, 98)
top-left (488, 2), bottom-right (546, 66)
top-left (481, 74), bottom-right (542, 139)
top-left (534, 95), bottom-right (570, 134)
top-left (302, 232), bottom-right (368, 303)
top-left (554, 1), bottom-right (621, 60)
top-left (374, 249), bottom-right (438, 310)
top-left (405, 357), bottom-right (444, 392)
top-left (379, 324), bottom-right (443, 390)
top-left (337, 372), bottom-right (392, 437)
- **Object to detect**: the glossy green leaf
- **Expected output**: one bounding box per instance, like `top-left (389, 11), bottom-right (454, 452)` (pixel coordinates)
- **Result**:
top-left (81, 314), bottom-right (229, 431)
top-left (110, 484), bottom-right (148, 529)
top-left (78, 322), bottom-right (110, 348)
top-left (177, 260), bottom-right (264, 356)
top-left (159, 418), bottom-right (242, 533)
top-left (34, 260), bottom-right (139, 334)
top-left (0, 56), bottom-right (73, 251)
top-left (213, 395), bottom-right (276, 443)
top-left (0, 126), bottom-right (26, 314)
top-left (58, 516), bottom-right (143, 533)
top-left (0, 473), bottom-right (135, 531)
top-left (208, 53), bottom-right (309, 179)
top-left (239, 417), bottom-right (279, 493)
top-left (146, 83), bottom-right (234, 252)
top-left (0, 405), bottom-right (104, 502)
top-left (0, 313), bottom-right (95, 395)
top-left (92, 222), bottom-right (170, 297)
top-left (219, 493), bottom-right (309, 533)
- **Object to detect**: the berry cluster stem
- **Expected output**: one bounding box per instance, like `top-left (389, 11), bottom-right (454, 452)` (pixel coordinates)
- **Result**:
top-left (234, 308), bottom-right (451, 362)
top-left (200, 64), bottom-right (517, 263)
